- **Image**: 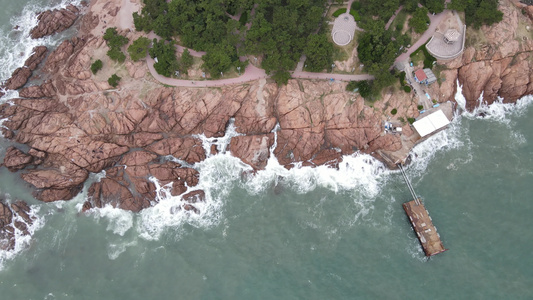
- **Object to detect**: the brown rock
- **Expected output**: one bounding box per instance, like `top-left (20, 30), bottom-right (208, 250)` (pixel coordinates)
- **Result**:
top-left (4, 67), bottom-right (32, 90)
top-left (3, 146), bottom-right (33, 172)
top-left (229, 134), bottom-right (274, 170)
top-left (147, 137), bottom-right (206, 164)
top-left (24, 46), bottom-right (48, 71)
top-left (182, 190), bottom-right (205, 203)
top-left (19, 81), bottom-right (56, 98)
top-left (30, 5), bottom-right (79, 39)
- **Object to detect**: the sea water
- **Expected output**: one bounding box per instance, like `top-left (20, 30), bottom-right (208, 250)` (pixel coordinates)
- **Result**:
top-left (0, 1), bottom-right (532, 299)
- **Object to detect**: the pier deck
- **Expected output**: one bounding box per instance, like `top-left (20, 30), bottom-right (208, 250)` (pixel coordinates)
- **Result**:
top-left (403, 199), bottom-right (446, 257)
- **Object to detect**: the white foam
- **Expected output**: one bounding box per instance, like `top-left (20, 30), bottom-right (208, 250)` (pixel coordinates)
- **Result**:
top-left (0, 203), bottom-right (46, 271)
top-left (0, 0), bottom-right (82, 102)
top-left (87, 204), bottom-right (134, 236)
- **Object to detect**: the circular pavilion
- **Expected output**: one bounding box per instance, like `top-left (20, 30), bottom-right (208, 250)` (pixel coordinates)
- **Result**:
top-left (332, 13), bottom-right (356, 46)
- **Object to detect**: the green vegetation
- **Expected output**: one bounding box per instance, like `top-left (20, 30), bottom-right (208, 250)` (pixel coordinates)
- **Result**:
top-left (134, 0), bottom-right (329, 83)
top-left (391, 108), bottom-right (398, 115)
top-left (103, 28), bottom-right (129, 63)
top-left (108, 74), bottom-right (121, 87)
top-left (350, 10), bottom-right (361, 21)
top-left (90, 60), bottom-right (103, 75)
top-left (407, 117), bottom-right (415, 124)
top-left (127, 37), bottom-right (151, 61)
top-left (357, 20), bottom-right (410, 97)
top-left (403, 86), bottom-right (411, 93)
top-left (398, 116), bottom-right (405, 123)
top-left (356, 80), bottom-right (373, 98)
top-left (402, 0), bottom-right (419, 13)
top-left (448, 0), bottom-right (503, 29)
top-left (304, 34), bottom-right (334, 72)
top-left (333, 8), bottom-right (347, 17)
top-left (421, 0), bottom-right (445, 14)
top-left (351, 1), bottom-right (361, 11)
top-left (202, 42), bottom-right (238, 78)
top-left (410, 42), bottom-right (436, 68)
top-left (417, 105), bottom-right (424, 110)
top-left (409, 7), bottom-right (430, 34)
top-left (180, 49), bottom-right (194, 73)
top-left (149, 39), bottom-right (179, 77)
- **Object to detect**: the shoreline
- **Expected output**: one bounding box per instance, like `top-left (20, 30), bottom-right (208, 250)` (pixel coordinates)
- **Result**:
top-left (0, 0), bottom-right (531, 213)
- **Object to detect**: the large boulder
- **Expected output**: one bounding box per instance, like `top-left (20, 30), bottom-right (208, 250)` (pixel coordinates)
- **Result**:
top-left (30, 5), bottom-right (79, 39)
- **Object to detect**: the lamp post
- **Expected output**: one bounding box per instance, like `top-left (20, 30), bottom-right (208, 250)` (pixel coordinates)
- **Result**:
top-left (237, 66), bottom-right (241, 75)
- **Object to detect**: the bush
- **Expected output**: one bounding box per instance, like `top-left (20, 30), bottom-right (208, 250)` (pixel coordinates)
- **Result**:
top-left (346, 81), bottom-right (358, 91)
top-left (403, 86), bottom-right (412, 93)
top-left (108, 74), bottom-right (121, 87)
top-left (333, 8), bottom-right (347, 17)
top-left (127, 37), bottom-right (151, 61)
top-left (398, 71), bottom-right (406, 84)
top-left (351, 1), bottom-right (361, 11)
top-left (391, 108), bottom-right (398, 115)
top-left (90, 60), bottom-right (103, 75)
top-left (417, 105), bottom-right (424, 110)
top-left (357, 80), bottom-right (373, 98)
top-left (409, 7), bottom-right (430, 34)
top-left (103, 27), bottom-right (129, 63)
top-left (350, 10), bottom-right (361, 21)
top-left (408, 117), bottom-right (416, 124)
top-left (399, 117), bottom-right (406, 123)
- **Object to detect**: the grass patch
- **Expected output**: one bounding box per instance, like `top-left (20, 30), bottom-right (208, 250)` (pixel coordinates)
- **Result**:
top-left (333, 8), bottom-right (347, 17)
top-left (350, 10), bottom-right (361, 21)
top-left (409, 42), bottom-right (436, 69)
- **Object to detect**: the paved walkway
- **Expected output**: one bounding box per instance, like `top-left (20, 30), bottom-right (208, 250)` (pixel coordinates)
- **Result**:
top-left (385, 5), bottom-right (404, 30)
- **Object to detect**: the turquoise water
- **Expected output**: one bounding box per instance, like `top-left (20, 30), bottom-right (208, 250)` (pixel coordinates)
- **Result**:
top-left (0, 1), bottom-right (533, 299)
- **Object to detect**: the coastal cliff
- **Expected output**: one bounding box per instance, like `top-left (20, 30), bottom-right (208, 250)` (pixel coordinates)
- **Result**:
top-left (1, 0), bottom-right (532, 213)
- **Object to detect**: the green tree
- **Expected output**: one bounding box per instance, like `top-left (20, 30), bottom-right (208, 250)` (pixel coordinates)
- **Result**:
top-left (108, 74), bottom-right (121, 87)
top-left (90, 59), bottom-right (103, 75)
top-left (202, 43), bottom-right (236, 78)
top-left (180, 49), bottom-right (194, 72)
top-left (103, 27), bottom-right (129, 62)
top-left (449, 0), bottom-right (502, 29)
top-left (304, 34), bottom-right (333, 72)
top-left (127, 37), bottom-right (151, 61)
top-left (149, 39), bottom-right (178, 77)
top-left (421, 0), bottom-right (445, 14)
top-left (357, 80), bottom-right (372, 98)
top-left (409, 7), bottom-right (430, 34)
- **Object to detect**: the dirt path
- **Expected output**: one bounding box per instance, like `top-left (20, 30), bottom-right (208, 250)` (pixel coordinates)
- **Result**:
top-left (385, 5), bottom-right (404, 30)
top-left (118, 0), bottom-right (139, 30)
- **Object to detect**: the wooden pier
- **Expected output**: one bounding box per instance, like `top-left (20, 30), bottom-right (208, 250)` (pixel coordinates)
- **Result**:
top-left (398, 163), bottom-right (446, 257)
top-left (403, 200), bottom-right (446, 256)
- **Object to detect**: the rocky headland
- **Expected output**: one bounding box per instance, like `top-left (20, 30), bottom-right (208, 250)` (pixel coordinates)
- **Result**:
top-left (0, 0), bottom-right (532, 217)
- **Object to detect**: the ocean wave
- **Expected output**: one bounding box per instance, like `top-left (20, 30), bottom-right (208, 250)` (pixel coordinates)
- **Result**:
top-left (0, 0), bottom-right (82, 101)
top-left (0, 202), bottom-right (45, 271)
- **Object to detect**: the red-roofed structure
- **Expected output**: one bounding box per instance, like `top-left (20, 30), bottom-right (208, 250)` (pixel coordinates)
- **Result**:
top-left (414, 69), bottom-right (427, 82)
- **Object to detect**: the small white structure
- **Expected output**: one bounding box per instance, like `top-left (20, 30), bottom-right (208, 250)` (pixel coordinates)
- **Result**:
top-left (444, 29), bottom-right (460, 44)
top-left (413, 110), bottom-right (450, 137)
top-left (332, 13), bottom-right (356, 46)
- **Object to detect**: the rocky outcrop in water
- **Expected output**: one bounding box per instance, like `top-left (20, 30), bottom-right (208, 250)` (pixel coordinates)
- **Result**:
top-left (0, 200), bottom-right (34, 251)
top-left (30, 5), bottom-right (79, 39)
top-left (2, 46), bottom-right (48, 91)
top-left (437, 2), bottom-right (533, 110)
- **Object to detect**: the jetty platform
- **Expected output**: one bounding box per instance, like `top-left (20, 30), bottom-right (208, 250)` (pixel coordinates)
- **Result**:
top-left (403, 199), bottom-right (446, 256)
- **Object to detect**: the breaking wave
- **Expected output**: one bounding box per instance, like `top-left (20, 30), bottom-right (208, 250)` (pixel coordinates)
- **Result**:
top-left (0, 0), bottom-right (82, 101)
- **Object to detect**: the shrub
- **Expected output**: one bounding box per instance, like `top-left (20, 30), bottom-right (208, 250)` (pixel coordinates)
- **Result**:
top-left (127, 37), bottom-right (151, 61)
top-left (398, 71), bottom-right (406, 84)
top-left (103, 27), bottom-right (129, 63)
top-left (408, 117), bottom-right (416, 124)
top-left (346, 81), bottom-right (358, 91)
top-left (417, 105), bottom-right (424, 110)
top-left (399, 117), bottom-right (406, 123)
top-left (351, 1), bottom-right (361, 11)
top-left (403, 86), bottom-right (412, 93)
top-left (433, 99), bottom-right (437, 104)
top-left (90, 59), bottom-right (103, 75)
top-left (108, 74), bottom-right (121, 87)
top-left (391, 108), bottom-right (398, 115)
top-left (350, 10), bottom-right (361, 21)
top-left (333, 8), bottom-right (347, 17)
top-left (239, 11), bottom-right (249, 26)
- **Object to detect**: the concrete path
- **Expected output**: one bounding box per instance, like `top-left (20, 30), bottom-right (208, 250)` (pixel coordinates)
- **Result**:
top-left (385, 5), bottom-right (404, 30)
top-left (394, 10), bottom-right (448, 64)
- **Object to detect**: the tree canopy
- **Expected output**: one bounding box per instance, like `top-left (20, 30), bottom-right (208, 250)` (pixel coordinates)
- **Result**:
top-left (103, 27), bottom-right (129, 63)
top-left (304, 34), bottom-right (333, 72)
top-left (409, 7), bottom-right (430, 34)
top-left (449, 0), bottom-right (503, 28)
top-left (149, 39), bottom-right (178, 77)
top-left (127, 37), bottom-right (151, 61)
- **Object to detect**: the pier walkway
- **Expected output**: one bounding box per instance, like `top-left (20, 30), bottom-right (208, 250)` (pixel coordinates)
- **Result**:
top-left (398, 164), bottom-right (446, 257)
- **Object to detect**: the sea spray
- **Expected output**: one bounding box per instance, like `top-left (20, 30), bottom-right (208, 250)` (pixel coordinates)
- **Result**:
top-left (0, 0), bottom-right (82, 101)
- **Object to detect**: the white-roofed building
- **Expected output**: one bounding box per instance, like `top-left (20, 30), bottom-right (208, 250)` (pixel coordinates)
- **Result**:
top-left (412, 110), bottom-right (451, 137)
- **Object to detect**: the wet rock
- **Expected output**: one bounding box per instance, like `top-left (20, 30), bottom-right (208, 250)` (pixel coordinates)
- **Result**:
top-left (3, 67), bottom-right (32, 90)
top-left (3, 146), bottom-right (33, 172)
top-left (30, 5), bottom-right (79, 39)
top-left (147, 137), bottom-right (206, 164)
top-left (24, 46), bottom-right (48, 71)
top-left (182, 190), bottom-right (205, 203)
top-left (229, 134), bottom-right (274, 170)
